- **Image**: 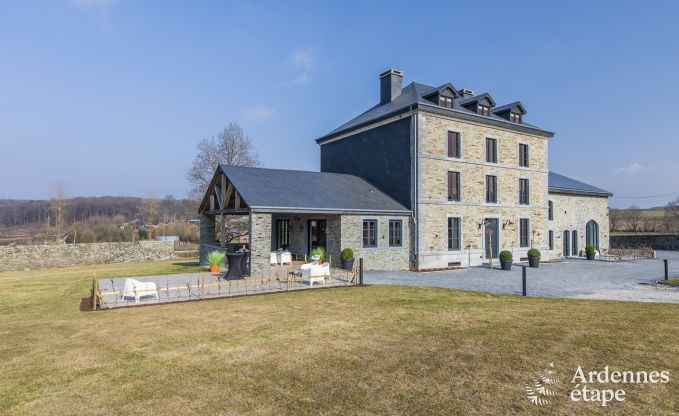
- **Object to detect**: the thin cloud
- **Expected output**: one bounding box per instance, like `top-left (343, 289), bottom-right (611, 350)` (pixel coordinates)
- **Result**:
top-left (244, 105), bottom-right (277, 122)
top-left (614, 162), bottom-right (655, 176)
top-left (288, 48), bottom-right (316, 85)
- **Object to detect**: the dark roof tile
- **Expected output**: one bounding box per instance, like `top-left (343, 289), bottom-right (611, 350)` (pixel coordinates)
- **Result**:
top-left (219, 165), bottom-right (410, 213)
top-left (548, 172), bottom-right (612, 196)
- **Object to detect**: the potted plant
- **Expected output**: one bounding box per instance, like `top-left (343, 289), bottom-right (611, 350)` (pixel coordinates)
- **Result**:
top-left (340, 248), bottom-right (355, 270)
top-left (585, 244), bottom-right (597, 260)
top-left (527, 248), bottom-right (541, 268)
top-left (499, 250), bottom-right (513, 271)
top-left (310, 247), bottom-right (326, 264)
top-left (207, 250), bottom-right (225, 273)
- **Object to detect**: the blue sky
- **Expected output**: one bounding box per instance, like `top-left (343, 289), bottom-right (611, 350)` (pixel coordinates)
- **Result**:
top-left (1, 0), bottom-right (677, 208)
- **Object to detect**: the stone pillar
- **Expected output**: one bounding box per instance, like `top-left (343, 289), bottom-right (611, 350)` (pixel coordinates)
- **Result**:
top-left (199, 214), bottom-right (216, 265)
top-left (249, 213), bottom-right (272, 276)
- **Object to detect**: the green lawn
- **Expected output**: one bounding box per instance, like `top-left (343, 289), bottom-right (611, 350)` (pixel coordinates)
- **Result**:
top-left (1, 260), bottom-right (678, 415)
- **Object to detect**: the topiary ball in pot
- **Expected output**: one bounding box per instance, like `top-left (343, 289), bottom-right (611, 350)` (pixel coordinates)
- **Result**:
top-left (527, 248), bottom-right (541, 268)
top-left (340, 248), bottom-right (355, 271)
top-left (499, 250), bottom-right (513, 271)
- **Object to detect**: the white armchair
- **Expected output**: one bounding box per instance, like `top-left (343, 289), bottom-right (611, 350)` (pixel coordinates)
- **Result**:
top-left (280, 251), bottom-right (292, 265)
top-left (270, 252), bottom-right (278, 266)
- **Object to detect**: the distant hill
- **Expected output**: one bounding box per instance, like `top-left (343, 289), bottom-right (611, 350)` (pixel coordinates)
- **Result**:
top-left (0, 196), bottom-right (197, 228)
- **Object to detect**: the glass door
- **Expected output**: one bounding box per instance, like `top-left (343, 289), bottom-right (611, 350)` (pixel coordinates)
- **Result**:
top-left (484, 219), bottom-right (499, 259)
top-left (308, 220), bottom-right (327, 252)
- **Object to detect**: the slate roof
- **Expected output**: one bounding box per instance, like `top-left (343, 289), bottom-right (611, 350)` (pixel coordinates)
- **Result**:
top-left (548, 172), bottom-right (612, 196)
top-left (218, 165), bottom-right (411, 214)
top-left (317, 81), bottom-right (553, 142)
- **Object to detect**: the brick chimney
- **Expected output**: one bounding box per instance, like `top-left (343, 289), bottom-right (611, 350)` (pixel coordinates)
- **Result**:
top-left (379, 69), bottom-right (403, 105)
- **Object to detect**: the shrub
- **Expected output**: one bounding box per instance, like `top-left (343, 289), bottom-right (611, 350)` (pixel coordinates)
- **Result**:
top-left (585, 244), bottom-right (596, 253)
top-left (341, 248), bottom-right (354, 260)
top-left (310, 246), bottom-right (326, 262)
top-left (499, 250), bottom-right (513, 261)
top-left (207, 251), bottom-right (225, 266)
top-left (527, 248), bottom-right (541, 258)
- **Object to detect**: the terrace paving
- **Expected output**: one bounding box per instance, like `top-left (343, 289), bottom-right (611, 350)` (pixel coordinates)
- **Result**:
top-left (366, 250), bottom-right (679, 303)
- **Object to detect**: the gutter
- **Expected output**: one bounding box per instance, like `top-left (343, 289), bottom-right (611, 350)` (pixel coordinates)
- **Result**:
top-left (249, 206), bottom-right (412, 216)
top-left (548, 187), bottom-right (613, 197)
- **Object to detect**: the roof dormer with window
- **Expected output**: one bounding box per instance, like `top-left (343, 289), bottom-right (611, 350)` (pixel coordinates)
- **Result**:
top-left (458, 93), bottom-right (496, 117)
top-left (422, 83), bottom-right (460, 109)
top-left (492, 102), bottom-right (527, 124)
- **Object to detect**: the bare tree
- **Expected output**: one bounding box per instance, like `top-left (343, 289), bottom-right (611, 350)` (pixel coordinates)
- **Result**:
top-left (627, 205), bottom-right (642, 232)
top-left (186, 122), bottom-right (261, 244)
top-left (609, 209), bottom-right (621, 232)
top-left (50, 182), bottom-right (67, 244)
top-left (665, 197), bottom-right (679, 234)
top-left (139, 192), bottom-right (159, 227)
top-left (186, 122), bottom-right (261, 200)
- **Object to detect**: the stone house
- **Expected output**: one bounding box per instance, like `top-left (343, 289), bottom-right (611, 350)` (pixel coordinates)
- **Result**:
top-left (199, 69), bottom-right (611, 272)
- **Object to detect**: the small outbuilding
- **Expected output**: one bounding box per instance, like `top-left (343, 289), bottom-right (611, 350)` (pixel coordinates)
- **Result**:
top-left (198, 165), bottom-right (412, 276)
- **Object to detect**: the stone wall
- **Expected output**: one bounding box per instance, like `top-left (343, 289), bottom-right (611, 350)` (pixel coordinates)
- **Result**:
top-left (549, 193), bottom-right (610, 256)
top-left (340, 214), bottom-right (410, 270)
top-left (249, 213), bottom-right (272, 276)
top-left (417, 111), bottom-right (550, 268)
top-left (247, 212), bottom-right (411, 274)
top-left (0, 241), bottom-right (183, 272)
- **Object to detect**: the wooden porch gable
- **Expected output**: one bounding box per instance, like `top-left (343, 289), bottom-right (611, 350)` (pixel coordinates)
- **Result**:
top-left (199, 168), bottom-right (250, 215)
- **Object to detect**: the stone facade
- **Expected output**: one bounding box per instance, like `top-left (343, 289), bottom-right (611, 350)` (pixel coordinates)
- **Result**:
top-left (198, 214), bottom-right (216, 264)
top-left (249, 213), bottom-right (273, 276)
top-left (416, 111), bottom-right (551, 268)
top-left (548, 193), bottom-right (610, 257)
top-left (340, 214), bottom-right (410, 270)
top-left (246, 212), bottom-right (410, 275)
top-left (0, 241), bottom-right (183, 272)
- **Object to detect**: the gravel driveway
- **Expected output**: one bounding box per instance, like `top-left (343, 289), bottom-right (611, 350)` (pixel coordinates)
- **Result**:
top-left (365, 250), bottom-right (679, 303)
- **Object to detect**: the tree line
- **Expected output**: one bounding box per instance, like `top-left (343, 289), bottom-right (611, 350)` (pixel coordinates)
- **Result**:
top-left (610, 197), bottom-right (679, 233)
top-left (0, 196), bottom-right (197, 229)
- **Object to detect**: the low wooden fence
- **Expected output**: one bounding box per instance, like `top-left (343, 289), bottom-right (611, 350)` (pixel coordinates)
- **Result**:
top-left (90, 260), bottom-right (363, 310)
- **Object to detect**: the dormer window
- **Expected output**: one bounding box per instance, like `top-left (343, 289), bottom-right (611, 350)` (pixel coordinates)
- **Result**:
top-left (439, 96), bottom-right (453, 108)
top-left (510, 112), bottom-right (522, 123)
top-left (477, 104), bottom-right (490, 116)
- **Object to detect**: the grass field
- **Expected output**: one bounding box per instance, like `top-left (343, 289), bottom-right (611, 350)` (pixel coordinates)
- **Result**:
top-left (1, 260), bottom-right (678, 415)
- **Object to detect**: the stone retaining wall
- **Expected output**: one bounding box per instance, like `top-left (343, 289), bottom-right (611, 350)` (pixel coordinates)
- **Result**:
top-left (0, 241), bottom-right (193, 272)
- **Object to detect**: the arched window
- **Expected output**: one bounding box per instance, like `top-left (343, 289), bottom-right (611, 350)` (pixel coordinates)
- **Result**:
top-left (586, 220), bottom-right (599, 250)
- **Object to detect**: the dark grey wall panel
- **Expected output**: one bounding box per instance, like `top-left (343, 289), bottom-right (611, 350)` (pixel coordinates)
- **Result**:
top-left (320, 117), bottom-right (412, 209)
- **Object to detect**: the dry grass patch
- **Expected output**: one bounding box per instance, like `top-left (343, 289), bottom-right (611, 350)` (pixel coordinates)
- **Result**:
top-left (0, 260), bottom-right (678, 415)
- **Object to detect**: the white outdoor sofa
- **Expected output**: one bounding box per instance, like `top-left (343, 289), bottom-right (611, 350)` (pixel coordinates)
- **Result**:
top-left (121, 278), bottom-right (159, 302)
top-left (299, 262), bottom-right (330, 286)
